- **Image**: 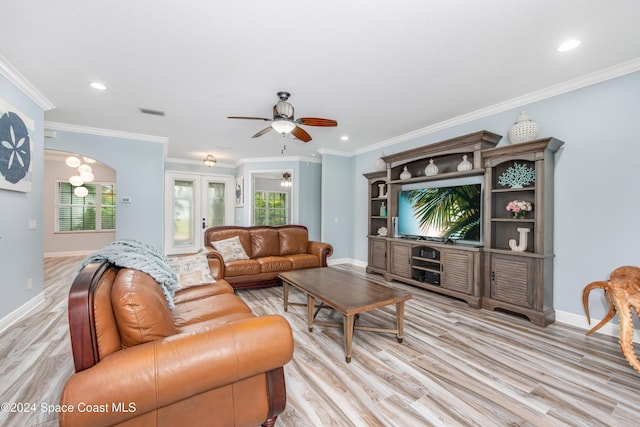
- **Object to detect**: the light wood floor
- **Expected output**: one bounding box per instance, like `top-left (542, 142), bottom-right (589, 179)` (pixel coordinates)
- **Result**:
top-left (1, 257), bottom-right (639, 427)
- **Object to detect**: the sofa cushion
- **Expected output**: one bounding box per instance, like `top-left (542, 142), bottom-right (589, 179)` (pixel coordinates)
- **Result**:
top-left (212, 236), bottom-right (250, 262)
top-left (279, 227), bottom-right (309, 255)
top-left (172, 293), bottom-right (252, 327)
top-left (167, 250), bottom-right (215, 291)
top-left (224, 259), bottom-right (261, 277)
top-left (283, 253), bottom-right (321, 269)
top-left (250, 228), bottom-right (280, 258)
top-left (111, 269), bottom-right (177, 348)
top-left (173, 280), bottom-right (234, 305)
top-left (208, 229), bottom-right (251, 256)
top-left (255, 256), bottom-right (293, 273)
top-left (176, 312), bottom-right (256, 334)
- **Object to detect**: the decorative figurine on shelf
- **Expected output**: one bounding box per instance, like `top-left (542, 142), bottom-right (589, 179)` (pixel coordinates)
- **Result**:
top-left (498, 163), bottom-right (536, 188)
top-left (424, 159), bottom-right (438, 176)
top-left (457, 155), bottom-right (472, 172)
top-left (375, 153), bottom-right (387, 171)
top-left (583, 266), bottom-right (640, 373)
top-left (380, 202), bottom-right (387, 217)
top-left (508, 111), bottom-right (540, 144)
top-left (377, 227), bottom-right (388, 236)
top-left (378, 183), bottom-right (387, 199)
top-left (399, 166), bottom-right (412, 180)
top-left (508, 227), bottom-right (530, 252)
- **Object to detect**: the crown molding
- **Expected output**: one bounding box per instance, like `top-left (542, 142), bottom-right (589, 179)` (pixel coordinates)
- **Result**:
top-left (236, 155), bottom-right (321, 166)
top-left (44, 121), bottom-right (169, 144)
top-left (354, 58), bottom-right (640, 157)
top-left (165, 157), bottom-right (236, 169)
top-left (0, 54), bottom-right (55, 111)
top-left (317, 147), bottom-right (351, 158)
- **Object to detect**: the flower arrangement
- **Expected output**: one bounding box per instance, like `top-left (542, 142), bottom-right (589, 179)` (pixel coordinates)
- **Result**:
top-left (506, 200), bottom-right (533, 219)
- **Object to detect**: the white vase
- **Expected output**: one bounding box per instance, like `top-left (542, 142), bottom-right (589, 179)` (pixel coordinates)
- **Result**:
top-left (375, 153), bottom-right (387, 171)
top-left (424, 159), bottom-right (438, 176)
top-left (457, 155), bottom-right (472, 172)
top-left (399, 166), bottom-right (412, 180)
top-left (508, 111), bottom-right (540, 144)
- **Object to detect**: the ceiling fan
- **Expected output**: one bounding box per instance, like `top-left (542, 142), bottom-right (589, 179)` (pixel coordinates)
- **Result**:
top-left (227, 91), bottom-right (337, 142)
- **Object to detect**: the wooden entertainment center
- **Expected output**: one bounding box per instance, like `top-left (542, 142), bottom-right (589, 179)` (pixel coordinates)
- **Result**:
top-left (364, 130), bottom-right (564, 326)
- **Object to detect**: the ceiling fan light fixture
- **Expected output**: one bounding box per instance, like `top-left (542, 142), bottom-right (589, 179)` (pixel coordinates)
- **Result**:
top-left (204, 154), bottom-right (217, 168)
top-left (271, 120), bottom-right (296, 135)
top-left (281, 172), bottom-right (292, 187)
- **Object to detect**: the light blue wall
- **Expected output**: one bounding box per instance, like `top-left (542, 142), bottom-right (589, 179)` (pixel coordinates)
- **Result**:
top-left (298, 161), bottom-right (322, 241)
top-left (351, 70), bottom-right (640, 321)
top-left (45, 130), bottom-right (165, 250)
top-left (321, 154), bottom-right (353, 259)
top-left (0, 74), bottom-right (45, 319)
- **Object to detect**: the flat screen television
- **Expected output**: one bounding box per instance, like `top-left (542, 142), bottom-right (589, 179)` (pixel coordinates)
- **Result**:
top-left (397, 177), bottom-right (483, 245)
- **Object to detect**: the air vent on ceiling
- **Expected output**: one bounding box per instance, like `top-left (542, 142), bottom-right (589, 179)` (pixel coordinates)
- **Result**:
top-left (139, 107), bottom-right (166, 116)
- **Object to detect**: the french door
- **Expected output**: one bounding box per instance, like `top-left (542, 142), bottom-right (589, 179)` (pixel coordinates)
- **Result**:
top-left (164, 172), bottom-right (235, 254)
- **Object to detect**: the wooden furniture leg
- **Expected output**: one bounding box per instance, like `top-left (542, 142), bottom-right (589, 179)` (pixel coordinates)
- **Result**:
top-left (307, 294), bottom-right (314, 332)
top-left (343, 314), bottom-right (355, 363)
top-left (396, 301), bottom-right (405, 343)
top-left (262, 417), bottom-right (277, 427)
top-left (283, 280), bottom-right (289, 312)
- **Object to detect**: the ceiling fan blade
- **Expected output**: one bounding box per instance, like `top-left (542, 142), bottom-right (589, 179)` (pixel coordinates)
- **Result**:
top-left (297, 117), bottom-right (337, 127)
top-left (228, 116), bottom-right (272, 121)
top-left (252, 126), bottom-right (273, 138)
top-left (291, 126), bottom-right (312, 142)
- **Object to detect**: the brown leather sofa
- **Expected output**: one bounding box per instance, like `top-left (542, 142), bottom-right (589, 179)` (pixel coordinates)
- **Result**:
top-left (205, 225), bottom-right (333, 289)
top-left (60, 259), bottom-right (293, 427)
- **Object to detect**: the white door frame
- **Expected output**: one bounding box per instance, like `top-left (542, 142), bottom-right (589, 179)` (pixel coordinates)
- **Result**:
top-left (164, 171), bottom-right (235, 254)
top-left (249, 169), bottom-right (296, 225)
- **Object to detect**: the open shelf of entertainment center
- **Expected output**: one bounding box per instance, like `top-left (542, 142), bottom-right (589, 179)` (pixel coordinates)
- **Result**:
top-left (364, 170), bottom-right (390, 275)
top-left (482, 137), bottom-right (564, 327)
top-left (385, 238), bottom-right (482, 308)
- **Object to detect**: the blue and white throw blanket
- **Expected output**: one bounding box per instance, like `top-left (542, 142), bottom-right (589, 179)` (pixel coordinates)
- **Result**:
top-left (79, 239), bottom-right (178, 309)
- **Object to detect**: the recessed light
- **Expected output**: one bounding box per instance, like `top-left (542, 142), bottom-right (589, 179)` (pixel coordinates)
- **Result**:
top-left (557, 39), bottom-right (581, 52)
top-left (341, 136), bottom-right (349, 141)
top-left (89, 81), bottom-right (107, 90)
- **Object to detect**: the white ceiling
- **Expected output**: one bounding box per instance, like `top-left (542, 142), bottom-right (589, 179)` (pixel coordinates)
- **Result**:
top-left (1, 1), bottom-right (639, 165)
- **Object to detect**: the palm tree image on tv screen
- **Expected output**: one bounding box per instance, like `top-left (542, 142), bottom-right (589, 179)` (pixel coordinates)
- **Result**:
top-left (398, 184), bottom-right (481, 242)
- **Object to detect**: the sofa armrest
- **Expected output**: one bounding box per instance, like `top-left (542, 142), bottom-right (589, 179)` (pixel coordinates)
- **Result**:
top-left (204, 247), bottom-right (225, 279)
top-left (307, 241), bottom-right (334, 266)
top-left (60, 315), bottom-right (293, 427)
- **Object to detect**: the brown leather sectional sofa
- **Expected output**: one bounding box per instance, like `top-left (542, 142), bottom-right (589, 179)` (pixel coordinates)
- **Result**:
top-left (205, 225), bottom-right (333, 289)
top-left (60, 259), bottom-right (294, 427)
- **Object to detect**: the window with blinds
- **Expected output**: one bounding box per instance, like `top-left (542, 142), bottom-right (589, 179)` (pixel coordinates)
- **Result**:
top-left (56, 182), bottom-right (116, 232)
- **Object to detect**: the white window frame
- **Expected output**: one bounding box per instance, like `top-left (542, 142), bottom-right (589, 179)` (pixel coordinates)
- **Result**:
top-left (55, 180), bottom-right (117, 233)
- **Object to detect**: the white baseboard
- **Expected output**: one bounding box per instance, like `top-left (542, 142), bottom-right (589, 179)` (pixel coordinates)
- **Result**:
top-left (555, 309), bottom-right (640, 344)
top-left (0, 292), bottom-right (45, 335)
top-left (44, 250), bottom-right (93, 258)
top-left (328, 257), bottom-right (367, 268)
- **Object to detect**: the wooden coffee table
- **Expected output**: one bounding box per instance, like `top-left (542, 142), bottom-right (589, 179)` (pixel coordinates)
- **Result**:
top-left (279, 267), bottom-right (412, 363)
